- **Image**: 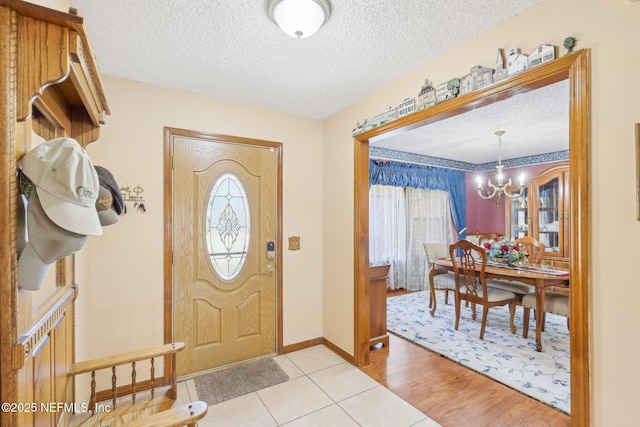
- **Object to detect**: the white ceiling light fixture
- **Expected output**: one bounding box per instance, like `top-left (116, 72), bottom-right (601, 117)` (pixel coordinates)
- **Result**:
top-left (267, 0), bottom-right (331, 39)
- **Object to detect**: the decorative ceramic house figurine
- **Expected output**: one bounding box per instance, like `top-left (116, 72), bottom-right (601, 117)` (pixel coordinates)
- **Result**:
top-left (528, 44), bottom-right (556, 68)
top-left (352, 121), bottom-right (364, 136)
top-left (436, 78), bottom-right (461, 103)
top-left (384, 104), bottom-right (398, 123)
top-left (416, 79), bottom-right (436, 111)
top-left (493, 48), bottom-right (508, 83)
top-left (397, 98), bottom-right (416, 118)
top-left (371, 105), bottom-right (398, 128)
top-left (460, 65), bottom-right (494, 95)
top-left (507, 48), bottom-right (528, 75)
top-left (370, 111), bottom-right (385, 128)
top-left (363, 118), bottom-right (372, 132)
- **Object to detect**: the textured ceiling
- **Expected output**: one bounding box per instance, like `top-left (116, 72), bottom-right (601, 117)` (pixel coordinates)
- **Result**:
top-left (69, 0), bottom-right (543, 120)
top-left (370, 80), bottom-right (569, 164)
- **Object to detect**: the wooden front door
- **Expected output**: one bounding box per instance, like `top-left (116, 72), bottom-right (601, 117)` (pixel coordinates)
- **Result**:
top-left (169, 130), bottom-right (280, 376)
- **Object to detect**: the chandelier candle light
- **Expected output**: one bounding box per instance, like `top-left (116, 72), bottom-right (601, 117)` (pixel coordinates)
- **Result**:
top-left (476, 130), bottom-right (525, 206)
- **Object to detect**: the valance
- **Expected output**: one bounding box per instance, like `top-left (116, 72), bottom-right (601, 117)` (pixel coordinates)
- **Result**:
top-left (369, 160), bottom-right (467, 236)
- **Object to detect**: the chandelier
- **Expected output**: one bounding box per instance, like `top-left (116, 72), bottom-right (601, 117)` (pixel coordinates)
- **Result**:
top-left (476, 131), bottom-right (525, 206)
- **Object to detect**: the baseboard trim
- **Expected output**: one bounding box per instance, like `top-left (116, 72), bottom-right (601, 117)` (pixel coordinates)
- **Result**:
top-left (321, 338), bottom-right (354, 364)
top-left (280, 337), bottom-right (354, 364)
top-left (281, 337), bottom-right (323, 354)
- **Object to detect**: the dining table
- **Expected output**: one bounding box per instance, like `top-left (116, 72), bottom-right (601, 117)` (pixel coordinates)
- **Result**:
top-left (431, 257), bottom-right (570, 351)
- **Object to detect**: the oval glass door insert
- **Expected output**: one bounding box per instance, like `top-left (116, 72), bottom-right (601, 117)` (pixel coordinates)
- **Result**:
top-left (205, 173), bottom-right (250, 280)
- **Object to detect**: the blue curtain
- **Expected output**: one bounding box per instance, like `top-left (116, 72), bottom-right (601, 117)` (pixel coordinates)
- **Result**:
top-left (370, 160), bottom-right (467, 237)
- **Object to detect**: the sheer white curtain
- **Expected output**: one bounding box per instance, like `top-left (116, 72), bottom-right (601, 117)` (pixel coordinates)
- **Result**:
top-left (405, 187), bottom-right (455, 291)
top-left (369, 185), bottom-right (454, 291)
top-left (369, 185), bottom-right (406, 290)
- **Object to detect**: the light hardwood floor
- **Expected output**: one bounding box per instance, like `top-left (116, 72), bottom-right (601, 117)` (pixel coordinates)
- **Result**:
top-left (359, 290), bottom-right (570, 427)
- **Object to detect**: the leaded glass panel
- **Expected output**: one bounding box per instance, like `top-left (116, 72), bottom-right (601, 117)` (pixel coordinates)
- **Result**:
top-left (205, 173), bottom-right (250, 280)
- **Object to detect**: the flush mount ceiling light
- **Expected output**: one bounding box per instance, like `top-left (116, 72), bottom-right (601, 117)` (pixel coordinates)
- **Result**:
top-left (267, 0), bottom-right (331, 39)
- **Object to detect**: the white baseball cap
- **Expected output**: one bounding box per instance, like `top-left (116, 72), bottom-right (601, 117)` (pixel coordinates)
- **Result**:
top-left (20, 137), bottom-right (102, 236)
top-left (18, 191), bottom-right (89, 291)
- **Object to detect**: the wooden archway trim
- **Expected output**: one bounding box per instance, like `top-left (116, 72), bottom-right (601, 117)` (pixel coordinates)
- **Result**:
top-left (353, 49), bottom-right (590, 425)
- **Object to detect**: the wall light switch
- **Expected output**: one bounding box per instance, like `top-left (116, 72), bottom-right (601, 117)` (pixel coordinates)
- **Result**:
top-left (288, 236), bottom-right (301, 251)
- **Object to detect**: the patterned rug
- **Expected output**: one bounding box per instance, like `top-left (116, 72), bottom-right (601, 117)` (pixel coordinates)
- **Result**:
top-left (386, 290), bottom-right (570, 414)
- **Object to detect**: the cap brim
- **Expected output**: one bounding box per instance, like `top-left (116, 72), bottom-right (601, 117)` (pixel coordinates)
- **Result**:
top-left (98, 207), bottom-right (120, 226)
top-left (18, 242), bottom-right (51, 291)
top-left (37, 187), bottom-right (103, 236)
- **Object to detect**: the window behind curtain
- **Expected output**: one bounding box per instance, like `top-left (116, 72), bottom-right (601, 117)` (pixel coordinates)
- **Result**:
top-left (369, 185), bottom-right (454, 291)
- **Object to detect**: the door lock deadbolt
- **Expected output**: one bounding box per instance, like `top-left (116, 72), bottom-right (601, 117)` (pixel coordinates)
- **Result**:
top-left (266, 241), bottom-right (275, 260)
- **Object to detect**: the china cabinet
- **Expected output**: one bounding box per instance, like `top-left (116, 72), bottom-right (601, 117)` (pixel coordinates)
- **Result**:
top-left (506, 163), bottom-right (569, 261)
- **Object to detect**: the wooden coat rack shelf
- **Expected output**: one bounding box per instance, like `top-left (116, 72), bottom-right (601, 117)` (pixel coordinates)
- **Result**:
top-left (1, 2), bottom-right (206, 426)
top-left (1, 2), bottom-right (111, 426)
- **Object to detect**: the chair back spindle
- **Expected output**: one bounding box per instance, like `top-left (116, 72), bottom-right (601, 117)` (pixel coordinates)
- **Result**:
top-left (150, 358), bottom-right (155, 399)
top-left (131, 361), bottom-right (137, 404)
top-left (111, 366), bottom-right (117, 409)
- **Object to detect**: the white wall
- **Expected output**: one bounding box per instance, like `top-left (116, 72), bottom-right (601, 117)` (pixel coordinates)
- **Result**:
top-left (78, 77), bottom-right (324, 360)
top-left (322, 0), bottom-right (640, 425)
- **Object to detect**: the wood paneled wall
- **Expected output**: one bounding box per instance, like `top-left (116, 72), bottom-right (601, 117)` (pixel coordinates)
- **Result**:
top-left (0, 2), bottom-right (109, 426)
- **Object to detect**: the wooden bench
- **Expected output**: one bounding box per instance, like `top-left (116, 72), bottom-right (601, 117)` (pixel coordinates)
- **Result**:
top-left (65, 342), bottom-right (207, 427)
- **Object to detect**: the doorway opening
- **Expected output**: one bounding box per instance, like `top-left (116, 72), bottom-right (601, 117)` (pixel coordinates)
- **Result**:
top-left (353, 50), bottom-right (590, 424)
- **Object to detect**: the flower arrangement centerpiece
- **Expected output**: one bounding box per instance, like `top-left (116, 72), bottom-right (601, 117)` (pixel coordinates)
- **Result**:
top-left (482, 237), bottom-right (528, 266)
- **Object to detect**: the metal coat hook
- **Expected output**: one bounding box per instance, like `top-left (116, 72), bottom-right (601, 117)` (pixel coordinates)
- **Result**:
top-left (120, 184), bottom-right (147, 213)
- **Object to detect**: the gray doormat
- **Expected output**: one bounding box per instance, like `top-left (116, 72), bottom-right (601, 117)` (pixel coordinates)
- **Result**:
top-left (193, 358), bottom-right (289, 406)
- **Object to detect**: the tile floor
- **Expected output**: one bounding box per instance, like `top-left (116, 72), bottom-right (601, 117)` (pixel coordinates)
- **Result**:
top-left (177, 345), bottom-right (440, 427)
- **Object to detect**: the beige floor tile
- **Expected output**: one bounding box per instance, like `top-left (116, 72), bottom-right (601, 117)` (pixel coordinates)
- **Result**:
top-left (281, 404), bottom-right (360, 427)
top-left (273, 354), bottom-right (304, 379)
top-left (257, 376), bottom-right (333, 425)
top-left (339, 385), bottom-right (427, 427)
top-left (185, 379), bottom-right (199, 401)
top-left (412, 416), bottom-right (442, 427)
top-left (198, 392), bottom-right (277, 427)
top-left (176, 381), bottom-right (191, 403)
top-left (285, 345), bottom-right (346, 374)
top-left (177, 345), bottom-right (440, 426)
top-left (308, 362), bottom-right (379, 402)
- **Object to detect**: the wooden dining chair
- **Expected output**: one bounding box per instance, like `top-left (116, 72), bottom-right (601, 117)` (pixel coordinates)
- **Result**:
top-left (449, 240), bottom-right (516, 340)
top-left (514, 236), bottom-right (546, 265)
top-left (522, 290), bottom-right (570, 338)
top-left (423, 242), bottom-right (456, 315)
top-left (476, 232), bottom-right (505, 246)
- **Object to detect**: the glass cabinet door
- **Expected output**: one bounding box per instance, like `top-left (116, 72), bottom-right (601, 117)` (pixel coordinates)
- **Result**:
top-left (534, 174), bottom-right (562, 255)
top-left (504, 163), bottom-right (569, 261)
top-left (508, 187), bottom-right (529, 239)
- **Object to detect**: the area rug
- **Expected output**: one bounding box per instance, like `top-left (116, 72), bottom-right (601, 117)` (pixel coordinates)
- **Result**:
top-left (387, 290), bottom-right (570, 414)
top-left (193, 358), bottom-right (289, 405)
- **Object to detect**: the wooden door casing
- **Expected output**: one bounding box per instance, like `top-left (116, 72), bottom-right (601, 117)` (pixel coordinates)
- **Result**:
top-left (165, 128), bottom-right (282, 377)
